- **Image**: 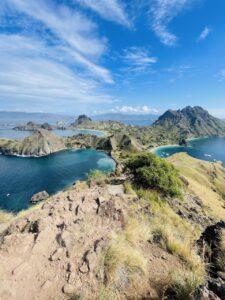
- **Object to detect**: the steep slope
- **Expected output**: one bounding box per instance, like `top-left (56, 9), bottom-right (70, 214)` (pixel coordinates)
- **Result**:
top-left (153, 106), bottom-right (225, 138)
top-left (0, 129), bottom-right (66, 156)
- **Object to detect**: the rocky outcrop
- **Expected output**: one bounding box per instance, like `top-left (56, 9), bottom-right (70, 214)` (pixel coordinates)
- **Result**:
top-left (0, 129), bottom-right (66, 157)
top-left (13, 121), bottom-right (53, 131)
top-left (31, 191), bottom-right (49, 204)
top-left (197, 222), bottom-right (225, 299)
top-left (66, 133), bottom-right (143, 153)
top-left (153, 106), bottom-right (225, 138)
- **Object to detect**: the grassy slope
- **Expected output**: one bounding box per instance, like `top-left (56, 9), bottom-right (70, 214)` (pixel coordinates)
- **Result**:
top-left (169, 152), bottom-right (225, 221)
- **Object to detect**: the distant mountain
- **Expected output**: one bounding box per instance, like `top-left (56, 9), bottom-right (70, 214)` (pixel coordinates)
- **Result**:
top-left (70, 115), bottom-right (93, 127)
top-left (153, 106), bottom-right (225, 138)
top-left (0, 111), bottom-right (73, 127)
top-left (92, 113), bottom-right (159, 126)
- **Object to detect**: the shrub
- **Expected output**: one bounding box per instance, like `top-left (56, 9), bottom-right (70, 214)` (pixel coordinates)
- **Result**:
top-left (87, 170), bottom-right (108, 187)
top-left (125, 152), bottom-right (183, 197)
top-left (166, 269), bottom-right (204, 300)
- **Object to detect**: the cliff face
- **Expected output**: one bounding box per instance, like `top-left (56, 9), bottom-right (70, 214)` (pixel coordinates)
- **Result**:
top-left (153, 106), bottom-right (225, 138)
top-left (0, 129), bottom-right (66, 156)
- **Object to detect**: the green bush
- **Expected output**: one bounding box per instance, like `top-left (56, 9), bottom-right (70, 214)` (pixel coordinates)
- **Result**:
top-left (87, 169), bottom-right (108, 187)
top-left (125, 152), bottom-right (182, 197)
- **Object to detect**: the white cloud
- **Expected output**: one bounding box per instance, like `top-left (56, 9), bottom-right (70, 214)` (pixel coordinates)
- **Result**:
top-left (110, 105), bottom-right (159, 114)
top-left (74, 0), bottom-right (130, 27)
top-left (3, 0), bottom-right (113, 83)
top-left (197, 26), bottom-right (212, 42)
top-left (0, 34), bottom-right (114, 111)
top-left (150, 0), bottom-right (193, 46)
top-left (122, 46), bottom-right (157, 74)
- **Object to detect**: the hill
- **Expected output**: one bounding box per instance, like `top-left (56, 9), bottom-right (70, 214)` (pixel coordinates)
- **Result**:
top-left (153, 106), bottom-right (225, 138)
top-left (92, 113), bottom-right (159, 126)
top-left (0, 153), bottom-right (225, 299)
top-left (0, 129), bottom-right (66, 156)
top-left (70, 115), bottom-right (93, 127)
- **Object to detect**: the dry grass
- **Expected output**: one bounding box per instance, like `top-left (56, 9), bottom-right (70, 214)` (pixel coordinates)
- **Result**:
top-left (148, 204), bottom-right (205, 285)
top-left (168, 153), bottom-right (225, 221)
top-left (103, 218), bottom-right (151, 285)
top-left (123, 182), bottom-right (136, 195)
top-left (0, 210), bottom-right (14, 224)
top-left (167, 268), bottom-right (204, 300)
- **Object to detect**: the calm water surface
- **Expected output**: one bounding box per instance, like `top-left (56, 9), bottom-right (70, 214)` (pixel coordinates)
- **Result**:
top-left (0, 149), bottom-right (115, 212)
top-left (154, 137), bottom-right (225, 164)
top-left (0, 128), bottom-right (105, 139)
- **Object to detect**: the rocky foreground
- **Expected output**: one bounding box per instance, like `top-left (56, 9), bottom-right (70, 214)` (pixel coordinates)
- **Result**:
top-left (0, 183), bottom-right (181, 300)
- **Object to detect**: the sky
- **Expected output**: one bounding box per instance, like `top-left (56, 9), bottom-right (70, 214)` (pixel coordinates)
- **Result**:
top-left (0, 0), bottom-right (225, 117)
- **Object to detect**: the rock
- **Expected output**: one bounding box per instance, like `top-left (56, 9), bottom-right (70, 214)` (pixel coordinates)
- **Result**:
top-left (62, 283), bottom-right (76, 296)
top-left (195, 286), bottom-right (221, 300)
top-left (31, 191), bottom-right (49, 203)
top-left (208, 278), bottom-right (225, 299)
top-left (50, 248), bottom-right (63, 261)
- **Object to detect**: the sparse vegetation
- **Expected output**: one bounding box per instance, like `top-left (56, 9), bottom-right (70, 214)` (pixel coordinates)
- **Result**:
top-left (123, 182), bottom-right (136, 195)
top-left (0, 210), bottom-right (14, 224)
top-left (125, 152), bottom-right (183, 197)
top-left (103, 218), bottom-right (151, 287)
top-left (87, 169), bottom-right (108, 187)
top-left (166, 269), bottom-right (204, 300)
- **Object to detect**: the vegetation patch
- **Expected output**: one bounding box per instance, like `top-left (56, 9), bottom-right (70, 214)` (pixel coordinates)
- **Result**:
top-left (125, 152), bottom-right (183, 197)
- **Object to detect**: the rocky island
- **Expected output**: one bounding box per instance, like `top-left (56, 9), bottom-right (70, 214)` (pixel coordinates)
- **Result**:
top-left (0, 129), bottom-right (66, 156)
top-left (13, 121), bottom-right (53, 131)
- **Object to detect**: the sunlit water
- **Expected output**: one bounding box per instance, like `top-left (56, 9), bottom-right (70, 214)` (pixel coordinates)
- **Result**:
top-left (153, 137), bottom-right (225, 164)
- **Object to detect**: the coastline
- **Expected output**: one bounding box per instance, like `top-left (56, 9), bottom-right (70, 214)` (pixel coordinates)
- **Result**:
top-left (150, 144), bottom-right (182, 153)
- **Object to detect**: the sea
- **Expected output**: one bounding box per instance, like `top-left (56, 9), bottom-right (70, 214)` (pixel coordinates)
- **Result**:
top-left (0, 119), bottom-right (111, 212)
top-left (153, 137), bottom-right (225, 164)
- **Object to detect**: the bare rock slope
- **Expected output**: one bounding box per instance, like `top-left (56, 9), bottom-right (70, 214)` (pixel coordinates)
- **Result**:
top-left (0, 184), bottom-right (181, 300)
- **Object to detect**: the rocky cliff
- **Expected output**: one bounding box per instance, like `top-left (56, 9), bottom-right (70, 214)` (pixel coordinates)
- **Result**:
top-left (153, 106), bottom-right (225, 138)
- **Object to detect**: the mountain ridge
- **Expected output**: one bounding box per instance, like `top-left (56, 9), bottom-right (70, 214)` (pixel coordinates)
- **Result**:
top-left (153, 106), bottom-right (225, 138)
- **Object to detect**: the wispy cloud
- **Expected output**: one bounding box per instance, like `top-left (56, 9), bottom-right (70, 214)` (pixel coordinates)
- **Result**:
top-left (0, 34), bottom-right (114, 112)
top-left (150, 0), bottom-right (193, 46)
top-left (165, 64), bottom-right (192, 82)
top-left (197, 26), bottom-right (212, 42)
top-left (122, 46), bottom-right (157, 74)
top-left (74, 0), bottom-right (130, 27)
top-left (3, 0), bottom-right (113, 83)
top-left (110, 105), bottom-right (159, 114)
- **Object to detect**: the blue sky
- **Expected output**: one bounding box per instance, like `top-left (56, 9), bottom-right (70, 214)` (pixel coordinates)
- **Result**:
top-left (0, 0), bottom-right (225, 117)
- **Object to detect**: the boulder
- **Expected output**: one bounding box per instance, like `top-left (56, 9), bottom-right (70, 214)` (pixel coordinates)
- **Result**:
top-left (31, 191), bottom-right (49, 204)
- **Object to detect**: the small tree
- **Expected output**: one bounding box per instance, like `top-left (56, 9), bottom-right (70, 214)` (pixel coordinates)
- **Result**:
top-left (125, 152), bottom-right (182, 198)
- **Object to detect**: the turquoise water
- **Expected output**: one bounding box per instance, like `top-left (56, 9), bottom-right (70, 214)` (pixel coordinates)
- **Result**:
top-left (154, 137), bottom-right (225, 164)
top-left (0, 129), bottom-right (105, 139)
top-left (0, 149), bottom-right (115, 212)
